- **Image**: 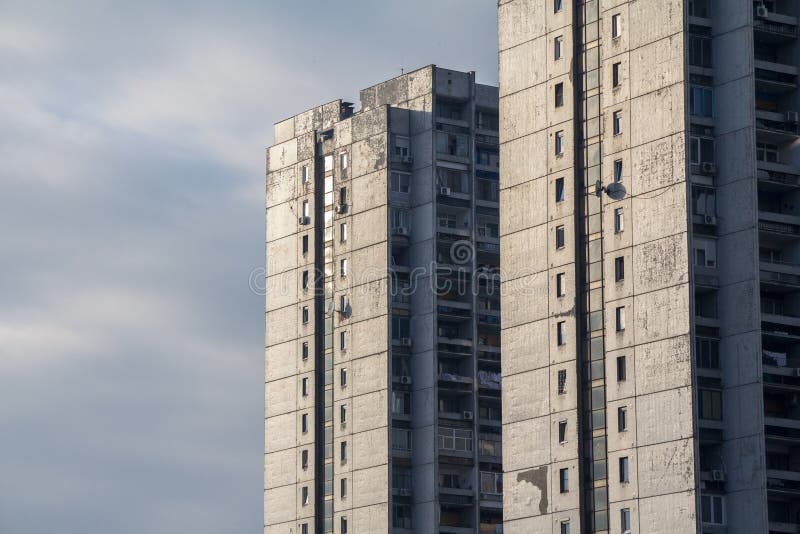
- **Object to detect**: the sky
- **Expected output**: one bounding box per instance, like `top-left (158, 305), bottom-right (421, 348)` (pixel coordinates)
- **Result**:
top-left (0, 1), bottom-right (497, 533)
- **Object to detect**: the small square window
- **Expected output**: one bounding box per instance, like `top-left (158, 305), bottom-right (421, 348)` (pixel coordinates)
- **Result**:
top-left (555, 130), bottom-right (565, 155)
top-left (613, 111), bottom-right (622, 136)
top-left (302, 234), bottom-right (309, 255)
top-left (556, 225), bottom-right (566, 249)
top-left (618, 406), bottom-right (628, 432)
top-left (340, 152), bottom-right (348, 171)
top-left (617, 355), bottom-right (627, 382)
top-left (340, 222), bottom-right (347, 243)
top-left (301, 413), bottom-right (308, 433)
top-left (301, 486), bottom-right (309, 505)
top-left (301, 377), bottom-right (308, 397)
top-left (615, 256), bottom-right (625, 281)
top-left (555, 177), bottom-right (565, 202)
top-left (301, 449), bottom-right (309, 469)
top-left (557, 369), bottom-right (567, 394)
top-left (301, 523), bottom-right (308, 534)
top-left (302, 306), bottom-right (309, 324)
top-left (554, 36), bottom-right (563, 60)
top-left (558, 420), bottom-right (567, 443)
top-left (341, 516), bottom-right (348, 534)
top-left (612, 13), bottom-right (621, 38)
top-left (302, 341), bottom-right (309, 361)
top-left (301, 165), bottom-right (309, 183)
top-left (340, 295), bottom-right (347, 314)
top-left (560, 521), bottom-right (570, 534)
top-left (554, 0), bottom-right (563, 13)
top-left (340, 331), bottom-right (347, 351)
top-left (340, 404), bottom-right (347, 425)
top-left (559, 467), bottom-right (569, 492)
top-left (341, 478), bottom-right (347, 498)
top-left (302, 199), bottom-right (309, 218)
top-left (621, 507), bottom-right (631, 533)
top-left (341, 441), bottom-right (348, 463)
top-left (555, 82), bottom-right (564, 108)
top-left (340, 258), bottom-right (348, 277)
top-left (614, 207), bottom-right (624, 234)
top-left (339, 187), bottom-right (347, 206)
top-left (557, 321), bottom-right (566, 346)
top-left (616, 306), bottom-right (626, 332)
top-left (302, 270), bottom-right (309, 290)
top-left (619, 456), bottom-right (629, 483)
top-left (556, 272), bottom-right (566, 297)
top-left (340, 367), bottom-right (347, 387)
top-left (613, 62), bottom-right (621, 88)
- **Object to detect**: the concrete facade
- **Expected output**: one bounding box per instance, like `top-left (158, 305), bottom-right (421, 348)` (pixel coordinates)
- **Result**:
top-left (265, 66), bottom-right (502, 534)
top-left (499, 1), bottom-right (800, 533)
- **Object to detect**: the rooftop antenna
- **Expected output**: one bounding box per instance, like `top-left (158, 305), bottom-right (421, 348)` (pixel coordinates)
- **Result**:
top-left (401, 67), bottom-right (404, 75)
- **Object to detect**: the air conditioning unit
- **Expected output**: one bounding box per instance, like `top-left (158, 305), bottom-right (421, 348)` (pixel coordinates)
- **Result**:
top-left (701, 162), bottom-right (717, 174)
top-left (335, 203), bottom-right (348, 214)
top-left (399, 337), bottom-right (412, 347)
top-left (757, 4), bottom-right (769, 18)
top-left (298, 216), bottom-right (311, 225)
top-left (439, 186), bottom-right (452, 196)
top-left (787, 111), bottom-right (800, 124)
top-left (462, 410), bottom-right (474, 420)
top-left (711, 469), bottom-right (726, 482)
top-left (394, 226), bottom-right (410, 236)
top-left (401, 155), bottom-right (414, 164)
top-left (400, 376), bottom-right (412, 385)
top-left (704, 215), bottom-right (717, 225)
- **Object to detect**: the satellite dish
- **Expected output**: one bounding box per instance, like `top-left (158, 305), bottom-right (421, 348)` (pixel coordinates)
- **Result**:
top-left (605, 182), bottom-right (627, 200)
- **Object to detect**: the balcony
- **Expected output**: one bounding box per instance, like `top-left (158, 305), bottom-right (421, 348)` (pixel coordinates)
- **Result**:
top-left (439, 372), bottom-right (474, 391)
top-left (755, 10), bottom-right (799, 41)
top-left (477, 370), bottom-right (501, 395)
top-left (769, 521), bottom-right (800, 533)
top-left (760, 210), bottom-right (800, 239)
top-left (757, 110), bottom-right (800, 143)
top-left (759, 162), bottom-right (800, 190)
top-left (478, 436), bottom-right (502, 462)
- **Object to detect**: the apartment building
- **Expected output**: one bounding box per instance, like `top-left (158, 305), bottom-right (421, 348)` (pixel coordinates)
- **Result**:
top-left (498, 0), bottom-right (800, 533)
top-left (264, 66), bottom-right (502, 534)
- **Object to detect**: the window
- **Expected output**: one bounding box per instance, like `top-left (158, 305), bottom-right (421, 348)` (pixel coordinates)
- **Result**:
top-left (689, 0), bottom-right (711, 17)
top-left (616, 306), bottom-right (626, 332)
top-left (302, 306), bottom-right (309, 324)
top-left (340, 367), bottom-right (347, 387)
top-left (757, 142), bottom-right (779, 163)
top-left (558, 420), bottom-right (567, 443)
top-left (619, 456), bottom-right (629, 483)
top-left (557, 321), bottom-right (566, 346)
top-left (340, 478), bottom-right (347, 498)
top-left (301, 523), bottom-right (308, 534)
top-left (613, 110), bottom-right (622, 135)
top-left (393, 503), bottom-right (412, 529)
top-left (339, 295), bottom-right (347, 315)
top-left (391, 171), bottom-right (410, 193)
top-left (612, 14), bottom-right (621, 38)
top-left (301, 449), bottom-right (309, 469)
top-left (302, 234), bottom-right (309, 255)
top-left (302, 199), bottom-right (309, 218)
top-left (614, 207), bottom-right (624, 234)
top-left (694, 237), bottom-right (717, 267)
top-left (690, 85), bottom-right (713, 117)
top-left (391, 208), bottom-right (409, 231)
top-left (301, 486), bottom-right (309, 506)
top-left (324, 155), bottom-right (334, 172)
top-left (613, 159), bottom-right (623, 182)
top-left (555, 177), bottom-right (565, 202)
top-left (621, 507), bottom-right (631, 533)
top-left (301, 377), bottom-right (308, 397)
top-left (339, 187), bottom-right (347, 207)
top-left (301, 413), bottom-right (308, 433)
top-left (618, 406), bottom-right (628, 432)
top-left (554, 0), bottom-right (562, 13)
top-left (302, 270), bottom-right (309, 290)
top-left (556, 225), bottom-right (565, 249)
top-left (700, 389), bottom-right (722, 420)
top-left (690, 134), bottom-right (715, 164)
top-left (437, 427), bottom-right (474, 452)
top-left (340, 331), bottom-right (347, 351)
top-left (615, 256), bottom-right (625, 281)
top-left (559, 468), bottom-right (569, 493)
top-left (301, 165), bottom-right (309, 183)
top-left (340, 222), bottom-right (347, 243)
top-left (555, 82), bottom-right (564, 107)
top-left (480, 471), bottom-right (503, 494)
top-left (612, 62), bottom-right (621, 88)
top-left (554, 36), bottom-right (563, 60)
top-left (696, 337), bottom-right (720, 369)
top-left (560, 521), bottom-right (570, 534)
top-left (302, 341), bottom-right (309, 361)
top-left (341, 516), bottom-right (348, 534)
top-left (340, 441), bottom-right (348, 463)
top-left (701, 494), bottom-right (725, 525)
top-left (557, 369), bottom-right (567, 394)
top-left (394, 136), bottom-right (411, 157)
top-left (555, 130), bottom-right (565, 155)
top-left (616, 356), bottom-right (627, 382)
top-left (556, 272), bottom-right (566, 297)
top-left (340, 152), bottom-right (348, 171)
top-left (340, 259), bottom-right (347, 277)
top-left (689, 33), bottom-right (712, 67)
top-left (340, 404), bottom-right (347, 425)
